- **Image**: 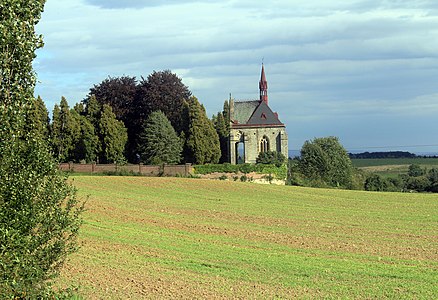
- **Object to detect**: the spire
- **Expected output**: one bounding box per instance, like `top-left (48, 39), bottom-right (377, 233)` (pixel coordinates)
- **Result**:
top-left (259, 64), bottom-right (268, 104)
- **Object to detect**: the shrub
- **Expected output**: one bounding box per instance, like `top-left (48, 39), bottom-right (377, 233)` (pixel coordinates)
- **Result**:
top-left (256, 151), bottom-right (286, 167)
top-left (364, 174), bottom-right (388, 191)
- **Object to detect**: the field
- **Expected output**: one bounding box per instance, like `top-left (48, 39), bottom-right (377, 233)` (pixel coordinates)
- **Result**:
top-left (352, 158), bottom-right (438, 178)
top-left (58, 176), bottom-right (438, 299)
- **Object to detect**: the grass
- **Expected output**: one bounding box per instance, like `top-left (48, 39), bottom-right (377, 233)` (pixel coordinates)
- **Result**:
top-left (58, 176), bottom-right (438, 299)
top-left (352, 157), bottom-right (438, 168)
top-left (352, 158), bottom-right (438, 178)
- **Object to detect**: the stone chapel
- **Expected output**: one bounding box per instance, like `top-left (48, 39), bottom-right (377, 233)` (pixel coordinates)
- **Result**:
top-left (229, 65), bottom-right (288, 164)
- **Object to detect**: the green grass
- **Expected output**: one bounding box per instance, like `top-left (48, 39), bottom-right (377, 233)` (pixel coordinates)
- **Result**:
top-left (60, 176), bottom-right (438, 299)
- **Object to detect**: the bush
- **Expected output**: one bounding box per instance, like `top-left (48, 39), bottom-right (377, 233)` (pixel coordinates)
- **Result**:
top-left (364, 174), bottom-right (388, 191)
top-left (256, 151), bottom-right (286, 167)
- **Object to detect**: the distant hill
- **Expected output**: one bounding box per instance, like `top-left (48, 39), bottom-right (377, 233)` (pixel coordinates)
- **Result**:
top-left (349, 151), bottom-right (416, 159)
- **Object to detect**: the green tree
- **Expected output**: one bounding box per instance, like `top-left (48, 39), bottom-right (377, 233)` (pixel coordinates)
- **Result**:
top-left (85, 94), bottom-right (101, 128)
top-left (73, 115), bottom-right (100, 163)
top-left (51, 97), bottom-right (81, 162)
top-left (364, 174), bottom-right (388, 191)
top-left (0, 0), bottom-right (83, 297)
top-left (99, 104), bottom-right (128, 163)
top-left (25, 95), bottom-right (50, 139)
top-left (214, 112), bottom-right (229, 163)
top-left (137, 111), bottom-right (182, 165)
top-left (408, 164), bottom-right (424, 177)
top-left (256, 151), bottom-right (286, 167)
top-left (184, 97), bottom-right (221, 164)
top-left (299, 137), bottom-right (353, 188)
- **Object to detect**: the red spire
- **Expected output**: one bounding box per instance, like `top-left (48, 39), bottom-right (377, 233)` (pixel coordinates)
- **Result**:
top-left (259, 64), bottom-right (268, 104)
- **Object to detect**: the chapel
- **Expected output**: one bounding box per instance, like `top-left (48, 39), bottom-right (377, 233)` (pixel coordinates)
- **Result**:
top-left (229, 65), bottom-right (288, 164)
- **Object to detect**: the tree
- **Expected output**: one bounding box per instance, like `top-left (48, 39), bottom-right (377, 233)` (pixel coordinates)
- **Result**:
top-left (25, 95), bottom-right (50, 139)
top-left (256, 151), bottom-right (286, 167)
top-left (364, 174), bottom-right (388, 191)
top-left (299, 137), bottom-right (353, 188)
top-left (0, 1), bottom-right (82, 297)
top-left (85, 76), bottom-right (137, 122)
top-left (73, 115), bottom-right (100, 163)
top-left (137, 70), bottom-right (192, 134)
top-left (408, 164), bottom-right (424, 177)
top-left (184, 97), bottom-right (221, 164)
top-left (214, 112), bottom-right (229, 163)
top-left (99, 104), bottom-right (128, 163)
top-left (137, 111), bottom-right (182, 165)
top-left (51, 97), bottom-right (81, 162)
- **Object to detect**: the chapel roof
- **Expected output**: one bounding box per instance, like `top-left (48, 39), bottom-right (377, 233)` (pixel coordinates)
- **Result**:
top-left (233, 100), bottom-right (260, 124)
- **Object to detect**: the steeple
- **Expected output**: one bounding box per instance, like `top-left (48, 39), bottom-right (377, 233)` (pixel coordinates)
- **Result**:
top-left (259, 64), bottom-right (268, 104)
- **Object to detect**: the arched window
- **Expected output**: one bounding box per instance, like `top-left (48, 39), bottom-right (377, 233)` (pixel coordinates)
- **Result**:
top-left (260, 136), bottom-right (269, 153)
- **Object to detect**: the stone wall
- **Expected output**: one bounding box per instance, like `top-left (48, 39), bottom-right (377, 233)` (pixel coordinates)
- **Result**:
top-left (59, 163), bottom-right (193, 177)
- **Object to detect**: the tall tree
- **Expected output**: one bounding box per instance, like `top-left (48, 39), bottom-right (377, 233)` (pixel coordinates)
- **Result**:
top-left (137, 70), bottom-right (192, 134)
top-left (299, 136), bottom-right (353, 188)
top-left (184, 97), bottom-right (221, 164)
top-left (85, 76), bottom-right (137, 122)
top-left (73, 115), bottom-right (100, 163)
top-left (99, 104), bottom-right (128, 163)
top-left (51, 97), bottom-right (80, 162)
top-left (0, 0), bottom-right (82, 297)
top-left (137, 111), bottom-right (182, 165)
top-left (214, 112), bottom-right (229, 163)
top-left (85, 77), bottom-right (137, 159)
top-left (25, 95), bottom-right (50, 139)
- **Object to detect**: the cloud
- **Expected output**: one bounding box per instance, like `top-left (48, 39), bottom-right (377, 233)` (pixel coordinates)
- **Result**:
top-left (34, 0), bottom-right (438, 152)
top-left (84, 0), bottom-right (220, 9)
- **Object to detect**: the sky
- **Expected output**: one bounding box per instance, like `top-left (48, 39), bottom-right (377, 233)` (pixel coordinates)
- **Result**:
top-left (34, 0), bottom-right (438, 154)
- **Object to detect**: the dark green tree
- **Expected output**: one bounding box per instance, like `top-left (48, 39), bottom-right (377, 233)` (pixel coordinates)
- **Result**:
top-left (99, 104), bottom-right (128, 163)
top-left (299, 137), bottom-right (353, 188)
top-left (25, 95), bottom-right (50, 139)
top-left (184, 96), bottom-right (221, 164)
top-left (364, 174), bottom-right (388, 191)
top-left (214, 112), bottom-right (229, 163)
top-left (223, 99), bottom-right (230, 132)
top-left (85, 94), bottom-right (101, 127)
top-left (73, 115), bottom-right (100, 163)
top-left (408, 164), bottom-right (425, 177)
top-left (137, 111), bottom-right (182, 165)
top-left (0, 0), bottom-right (83, 297)
top-left (51, 97), bottom-right (81, 162)
top-left (256, 151), bottom-right (286, 167)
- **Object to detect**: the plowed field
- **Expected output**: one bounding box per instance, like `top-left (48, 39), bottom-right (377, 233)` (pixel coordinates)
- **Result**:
top-left (58, 176), bottom-right (438, 299)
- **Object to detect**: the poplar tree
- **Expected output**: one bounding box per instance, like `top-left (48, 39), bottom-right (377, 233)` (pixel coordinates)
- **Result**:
top-left (99, 104), bottom-right (128, 163)
top-left (184, 97), bottom-right (221, 164)
top-left (51, 97), bottom-right (80, 162)
top-left (0, 0), bottom-right (83, 297)
top-left (25, 95), bottom-right (50, 139)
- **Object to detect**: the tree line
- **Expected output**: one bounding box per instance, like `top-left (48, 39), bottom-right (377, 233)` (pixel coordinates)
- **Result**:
top-left (34, 71), bottom-right (233, 165)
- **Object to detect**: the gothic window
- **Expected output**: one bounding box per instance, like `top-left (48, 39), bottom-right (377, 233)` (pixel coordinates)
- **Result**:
top-left (260, 136), bottom-right (269, 153)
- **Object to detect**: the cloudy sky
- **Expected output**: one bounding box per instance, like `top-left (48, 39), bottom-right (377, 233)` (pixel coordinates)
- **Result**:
top-left (34, 0), bottom-right (438, 154)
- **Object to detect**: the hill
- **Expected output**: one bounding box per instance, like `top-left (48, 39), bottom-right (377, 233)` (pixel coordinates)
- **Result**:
top-left (59, 176), bottom-right (438, 299)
